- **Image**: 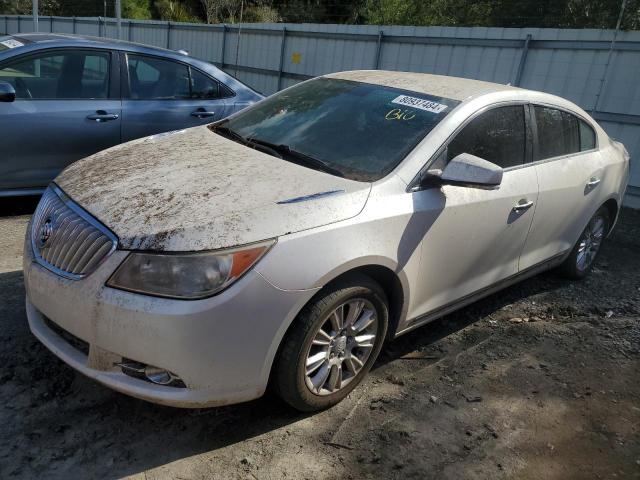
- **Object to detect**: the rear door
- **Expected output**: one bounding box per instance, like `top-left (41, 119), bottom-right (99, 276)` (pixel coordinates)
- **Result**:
top-left (519, 105), bottom-right (604, 270)
top-left (121, 53), bottom-right (234, 142)
top-left (0, 48), bottom-right (121, 190)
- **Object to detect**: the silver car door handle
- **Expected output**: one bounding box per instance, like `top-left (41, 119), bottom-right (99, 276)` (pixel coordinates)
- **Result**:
top-left (191, 110), bottom-right (216, 118)
top-left (87, 111), bottom-right (119, 122)
top-left (513, 200), bottom-right (534, 212)
top-left (586, 177), bottom-right (601, 187)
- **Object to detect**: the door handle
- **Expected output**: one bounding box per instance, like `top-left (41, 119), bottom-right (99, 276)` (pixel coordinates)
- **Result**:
top-left (191, 109), bottom-right (216, 118)
top-left (87, 110), bottom-right (119, 122)
top-left (513, 200), bottom-right (534, 212)
top-left (586, 177), bottom-right (601, 188)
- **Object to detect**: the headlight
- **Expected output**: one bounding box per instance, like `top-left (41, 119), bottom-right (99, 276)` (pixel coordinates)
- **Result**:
top-left (106, 240), bottom-right (274, 299)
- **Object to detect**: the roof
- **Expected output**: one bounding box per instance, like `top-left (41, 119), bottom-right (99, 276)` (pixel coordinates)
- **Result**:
top-left (326, 70), bottom-right (521, 101)
top-left (10, 33), bottom-right (178, 55)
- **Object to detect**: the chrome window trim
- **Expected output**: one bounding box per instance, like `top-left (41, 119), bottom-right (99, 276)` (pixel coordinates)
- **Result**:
top-left (31, 184), bottom-right (118, 281)
top-left (529, 102), bottom-right (599, 165)
top-left (408, 100), bottom-right (601, 190)
top-left (407, 100), bottom-right (529, 192)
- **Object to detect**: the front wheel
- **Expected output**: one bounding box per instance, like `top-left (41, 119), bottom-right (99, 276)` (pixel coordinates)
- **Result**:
top-left (559, 206), bottom-right (609, 279)
top-left (273, 274), bottom-right (388, 412)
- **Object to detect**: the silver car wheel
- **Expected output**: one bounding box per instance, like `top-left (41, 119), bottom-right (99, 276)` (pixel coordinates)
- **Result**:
top-left (576, 214), bottom-right (605, 272)
top-left (304, 299), bottom-right (378, 396)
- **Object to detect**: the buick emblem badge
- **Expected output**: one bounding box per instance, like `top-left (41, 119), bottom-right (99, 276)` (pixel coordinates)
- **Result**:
top-left (39, 217), bottom-right (55, 248)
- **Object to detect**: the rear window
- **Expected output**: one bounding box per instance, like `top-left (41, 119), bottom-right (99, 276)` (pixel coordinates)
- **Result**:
top-left (222, 78), bottom-right (460, 181)
top-left (579, 120), bottom-right (596, 151)
top-left (534, 106), bottom-right (580, 160)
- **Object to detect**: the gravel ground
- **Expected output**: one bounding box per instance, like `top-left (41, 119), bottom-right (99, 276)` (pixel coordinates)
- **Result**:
top-left (0, 197), bottom-right (638, 480)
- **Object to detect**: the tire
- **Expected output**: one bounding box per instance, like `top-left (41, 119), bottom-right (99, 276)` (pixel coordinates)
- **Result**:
top-left (274, 274), bottom-right (389, 412)
top-left (558, 206), bottom-right (609, 280)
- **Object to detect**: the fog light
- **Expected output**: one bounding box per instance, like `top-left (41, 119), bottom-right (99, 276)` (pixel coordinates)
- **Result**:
top-left (144, 366), bottom-right (175, 385)
top-left (116, 359), bottom-right (186, 388)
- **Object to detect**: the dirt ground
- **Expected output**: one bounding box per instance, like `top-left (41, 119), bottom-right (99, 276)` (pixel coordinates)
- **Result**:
top-left (0, 197), bottom-right (638, 480)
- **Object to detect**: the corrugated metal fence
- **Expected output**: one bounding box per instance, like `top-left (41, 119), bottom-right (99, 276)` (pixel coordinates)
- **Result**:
top-left (2, 15), bottom-right (639, 205)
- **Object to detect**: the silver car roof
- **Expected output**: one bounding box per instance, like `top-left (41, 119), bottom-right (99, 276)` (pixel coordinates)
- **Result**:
top-left (326, 70), bottom-right (522, 101)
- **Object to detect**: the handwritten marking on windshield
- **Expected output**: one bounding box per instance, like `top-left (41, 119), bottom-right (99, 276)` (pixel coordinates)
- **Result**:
top-left (385, 108), bottom-right (416, 121)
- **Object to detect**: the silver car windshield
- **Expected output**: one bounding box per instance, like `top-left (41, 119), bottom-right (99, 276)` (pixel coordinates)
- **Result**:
top-left (217, 78), bottom-right (460, 181)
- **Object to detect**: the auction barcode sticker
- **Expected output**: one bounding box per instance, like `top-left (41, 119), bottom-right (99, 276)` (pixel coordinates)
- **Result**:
top-left (391, 95), bottom-right (448, 114)
top-left (0, 39), bottom-right (24, 49)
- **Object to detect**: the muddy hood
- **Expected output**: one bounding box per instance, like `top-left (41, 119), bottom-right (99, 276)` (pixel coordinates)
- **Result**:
top-left (55, 126), bottom-right (371, 251)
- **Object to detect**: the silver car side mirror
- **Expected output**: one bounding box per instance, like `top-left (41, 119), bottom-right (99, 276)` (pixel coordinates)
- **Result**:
top-left (0, 82), bottom-right (16, 103)
top-left (440, 152), bottom-right (503, 189)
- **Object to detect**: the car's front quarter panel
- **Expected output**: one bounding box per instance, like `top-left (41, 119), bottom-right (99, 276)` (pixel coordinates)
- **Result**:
top-left (255, 175), bottom-right (426, 331)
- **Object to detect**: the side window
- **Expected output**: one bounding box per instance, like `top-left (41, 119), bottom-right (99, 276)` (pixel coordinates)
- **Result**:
top-left (534, 106), bottom-right (580, 160)
top-left (579, 120), bottom-right (596, 151)
top-left (190, 68), bottom-right (221, 99)
top-left (0, 50), bottom-right (109, 99)
top-left (127, 54), bottom-right (190, 100)
top-left (447, 105), bottom-right (526, 169)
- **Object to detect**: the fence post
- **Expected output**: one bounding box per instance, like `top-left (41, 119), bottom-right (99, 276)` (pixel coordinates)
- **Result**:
top-left (220, 24), bottom-right (227, 67)
top-left (167, 21), bottom-right (172, 49)
top-left (514, 33), bottom-right (532, 86)
top-left (277, 27), bottom-right (287, 91)
top-left (128, 20), bottom-right (133, 41)
top-left (374, 30), bottom-right (384, 69)
top-left (32, 0), bottom-right (38, 32)
top-left (116, 0), bottom-right (121, 39)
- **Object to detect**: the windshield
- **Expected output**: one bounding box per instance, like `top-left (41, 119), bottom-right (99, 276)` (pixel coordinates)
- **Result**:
top-left (216, 78), bottom-right (459, 181)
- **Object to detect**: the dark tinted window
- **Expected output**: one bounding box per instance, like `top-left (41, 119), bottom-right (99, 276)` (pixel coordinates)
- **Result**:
top-left (448, 105), bottom-right (525, 168)
top-left (0, 50), bottom-right (109, 99)
top-left (220, 78), bottom-right (460, 181)
top-left (579, 120), bottom-right (596, 151)
top-left (534, 106), bottom-right (580, 159)
top-left (128, 54), bottom-right (190, 100)
top-left (190, 68), bottom-right (221, 99)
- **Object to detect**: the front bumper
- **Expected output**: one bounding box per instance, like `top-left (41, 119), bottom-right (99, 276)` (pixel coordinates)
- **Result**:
top-left (24, 242), bottom-right (316, 408)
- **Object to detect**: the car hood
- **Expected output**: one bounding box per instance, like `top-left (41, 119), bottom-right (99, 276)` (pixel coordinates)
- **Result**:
top-left (55, 126), bottom-right (371, 251)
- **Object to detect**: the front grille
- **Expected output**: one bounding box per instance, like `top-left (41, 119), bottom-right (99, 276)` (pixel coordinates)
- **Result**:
top-left (31, 185), bottom-right (118, 279)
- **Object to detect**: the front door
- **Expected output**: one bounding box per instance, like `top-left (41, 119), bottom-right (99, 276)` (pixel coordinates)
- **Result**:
top-left (408, 104), bottom-right (539, 322)
top-left (121, 53), bottom-right (232, 142)
top-left (0, 48), bottom-right (121, 190)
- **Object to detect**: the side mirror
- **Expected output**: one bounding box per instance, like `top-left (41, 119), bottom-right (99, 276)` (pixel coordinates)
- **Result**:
top-left (0, 82), bottom-right (16, 103)
top-left (439, 153), bottom-right (503, 189)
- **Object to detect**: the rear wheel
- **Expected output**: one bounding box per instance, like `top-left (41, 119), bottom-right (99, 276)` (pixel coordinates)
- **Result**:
top-left (274, 274), bottom-right (388, 412)
top-left (559, 207), bottom-right (609, 279)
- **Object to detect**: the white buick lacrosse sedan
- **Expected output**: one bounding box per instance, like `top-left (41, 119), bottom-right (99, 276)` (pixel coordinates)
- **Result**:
top-left (24, 71), bottom-right (629, 411)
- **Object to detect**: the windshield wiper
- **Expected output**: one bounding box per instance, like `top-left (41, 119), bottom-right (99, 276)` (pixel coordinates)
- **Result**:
top-left (246, 137), bottom-right (345, 178)
top-left (211, 124), bottom-right (248, 145)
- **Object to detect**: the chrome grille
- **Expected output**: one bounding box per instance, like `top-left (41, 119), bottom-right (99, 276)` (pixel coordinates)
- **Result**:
top-left (31, 185), bottom-right (118, 280)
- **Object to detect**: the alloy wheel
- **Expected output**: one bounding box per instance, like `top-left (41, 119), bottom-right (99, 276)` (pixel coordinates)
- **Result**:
top-left (304, 299), bottom-right (378, 396)
top-left (576, 214), bottom-right (605, 272)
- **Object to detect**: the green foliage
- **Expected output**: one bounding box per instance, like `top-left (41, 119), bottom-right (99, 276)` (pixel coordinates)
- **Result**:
top-left (154, 0), bottom-right (201, 22)
top-left (1, 0), bottom-right (638, 29)
top-left (363, 0), bottom-right (639, 29)
top-left (123, 0), bottom-right (154, 20)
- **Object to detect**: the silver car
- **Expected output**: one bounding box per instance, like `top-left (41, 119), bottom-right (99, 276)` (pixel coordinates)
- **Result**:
top-left (0, 33), bottom-right (262, 197)
top-left (24, 71), bottom-right (629, 411)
